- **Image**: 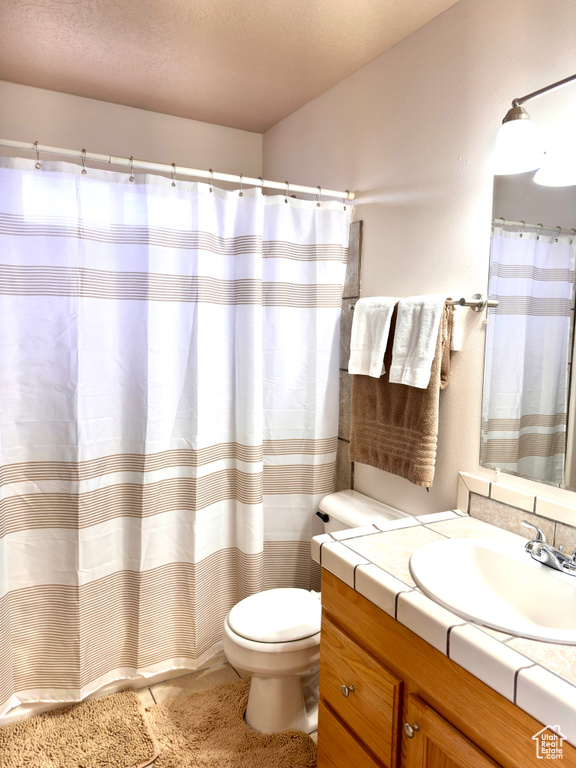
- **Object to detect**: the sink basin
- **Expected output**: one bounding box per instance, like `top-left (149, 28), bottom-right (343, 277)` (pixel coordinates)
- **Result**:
top-left (409, 538), bottom-right (576, 644)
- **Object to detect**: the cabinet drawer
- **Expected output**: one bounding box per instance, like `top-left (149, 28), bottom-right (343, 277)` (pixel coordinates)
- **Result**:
top-left (320, 615), bottom-right (402, 768)
top-left (317, 700), bottom-right (383, 768)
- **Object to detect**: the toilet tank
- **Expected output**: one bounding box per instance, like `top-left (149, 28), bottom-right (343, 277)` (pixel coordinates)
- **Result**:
top-left (317, 489), bottom-right (408, 533)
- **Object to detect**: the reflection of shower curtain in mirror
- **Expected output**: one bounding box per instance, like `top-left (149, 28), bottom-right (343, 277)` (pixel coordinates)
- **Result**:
top-left (481, 226), bottom-right (576, 485)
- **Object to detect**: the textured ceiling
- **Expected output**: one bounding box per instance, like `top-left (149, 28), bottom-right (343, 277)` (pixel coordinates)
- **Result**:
top-left (0, 0), bottom-right (460, 133)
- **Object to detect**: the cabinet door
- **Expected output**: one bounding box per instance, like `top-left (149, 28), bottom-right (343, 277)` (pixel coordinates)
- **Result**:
top-left (317, 701), bottom-right (383, 768)
top-left (320, 616), bottom-right (402, 767)
top-left (403, 695), bottom-right (502, 768)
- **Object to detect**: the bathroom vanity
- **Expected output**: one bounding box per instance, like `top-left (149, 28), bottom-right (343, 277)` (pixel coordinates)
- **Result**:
top-left (313, 513), bottom-right (576, 768)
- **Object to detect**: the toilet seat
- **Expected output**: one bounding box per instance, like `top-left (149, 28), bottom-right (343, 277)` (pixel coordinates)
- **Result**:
top-left (227, 588), bottom-right (321, 643)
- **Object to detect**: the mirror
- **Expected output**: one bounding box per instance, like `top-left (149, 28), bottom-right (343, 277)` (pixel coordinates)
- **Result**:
top-left (481, 179), bottom-right (576, 488)
top-left (481, 81), bottom-right (576, 489)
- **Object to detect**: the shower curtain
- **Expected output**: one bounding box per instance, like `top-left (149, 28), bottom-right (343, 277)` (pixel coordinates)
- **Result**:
top-left (0, 158), bottom-right (350, 717)
top-left (481, 224), bottom-right (575, 485)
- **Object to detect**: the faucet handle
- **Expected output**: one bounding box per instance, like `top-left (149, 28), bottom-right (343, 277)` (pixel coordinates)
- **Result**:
top-left (521, 521), bottom-right (548, 545)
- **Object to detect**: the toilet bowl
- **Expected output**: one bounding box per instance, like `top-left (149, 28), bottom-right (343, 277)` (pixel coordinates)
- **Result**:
top-left (223, 490), bottom-right (409, 735)
top-left (223, 588), bottom-right (321, 734)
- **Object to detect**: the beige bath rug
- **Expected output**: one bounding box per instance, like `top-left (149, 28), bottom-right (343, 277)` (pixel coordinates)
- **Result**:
top-left (145, 677), bottom-right (316, 768)
top-left (0, 689), bottom-right (159, 768)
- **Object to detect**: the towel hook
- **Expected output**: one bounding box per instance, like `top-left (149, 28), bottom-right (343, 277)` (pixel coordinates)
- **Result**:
top-left (34, 141), bottom-right (41, 169)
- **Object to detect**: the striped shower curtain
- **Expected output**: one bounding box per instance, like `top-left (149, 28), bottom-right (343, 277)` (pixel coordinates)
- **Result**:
top-left (481, 223), bottom-right (575, 485)
top-left (0, 158), bottom-right (350, 717)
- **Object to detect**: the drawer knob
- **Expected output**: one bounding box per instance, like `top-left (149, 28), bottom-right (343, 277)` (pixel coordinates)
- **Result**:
top-left (404, 722), bottom-right (420, 739)
top-left (340, 684), bottom-right (355, 698)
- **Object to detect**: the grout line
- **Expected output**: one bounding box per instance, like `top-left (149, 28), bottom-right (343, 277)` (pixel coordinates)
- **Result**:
top-left (514, 664), bottom-right (537, 704)
top-left (419, 522), bottom-right (451, 538)
top-left (394, 589), bottom-right (413, 619)
top-left (445, 622), bottom-right (468, 657)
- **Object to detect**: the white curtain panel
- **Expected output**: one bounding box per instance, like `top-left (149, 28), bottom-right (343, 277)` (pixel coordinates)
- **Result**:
top-left (0, 158), bottom-right (350, 717)
top-left (481, 225), bottom-right (576, 485)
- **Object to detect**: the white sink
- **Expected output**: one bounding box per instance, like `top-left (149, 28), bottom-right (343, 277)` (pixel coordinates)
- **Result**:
top-left (409, 538), bottom-right (576, 644)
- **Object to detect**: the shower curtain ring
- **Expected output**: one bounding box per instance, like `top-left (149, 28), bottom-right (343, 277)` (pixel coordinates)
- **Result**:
top-left (284, 180), bottom-right (289, 203)
top-left (239, 173), bottom-right (243, 197)
top-left (171, 163), bottom-right (177, 187)
top-left (259, 177), bottom-right (264, 195)
top-left (536, 223), bottom-right (543, 240)
top-left (555, 225), bottom-right (562, 242)
top-left (519, 220), bottom-right (525, 237)
top-left (81, 148), bottom-right (87, 175)
top-left (34, 141), bottom-right (41, 169)
top-left (209, 168), bottom-right (214, 193)
top-left (343, 189), bottom-right (349, 211)
top-left (316, 186), bottom-right (321, 208)
top-left (129, 156), bottom-right (135, 183)
top-left (571, 229), bottom-right (576, 245)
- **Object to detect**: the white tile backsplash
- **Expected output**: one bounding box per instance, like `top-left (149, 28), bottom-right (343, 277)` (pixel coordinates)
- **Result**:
top-left (536, 497), bottom-right (576, 528)
top-left (457, 474), bottom-right (470, 514)
top-left (460, 472), bottom-right (491, 497)
top-left (490, 483), bottom-right (535, 512)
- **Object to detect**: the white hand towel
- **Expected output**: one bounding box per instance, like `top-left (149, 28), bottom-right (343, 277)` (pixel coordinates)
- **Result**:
top-left (348, 297), bottom-right (399, 377)
top-left (389, 294), bottom-right (449, 389)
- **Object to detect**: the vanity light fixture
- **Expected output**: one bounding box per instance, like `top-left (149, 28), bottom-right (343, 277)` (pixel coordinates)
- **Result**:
top-left (493, 72), bottom-right (576, 178)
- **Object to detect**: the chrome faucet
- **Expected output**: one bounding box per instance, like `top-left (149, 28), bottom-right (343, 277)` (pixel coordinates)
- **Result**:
top-left (522, 521), bottom-right (576, 576)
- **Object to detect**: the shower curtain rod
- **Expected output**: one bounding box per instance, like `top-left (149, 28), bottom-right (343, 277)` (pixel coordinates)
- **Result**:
top-left (0, 138), bottom-right (355, 201)
top-left (493, 217), bottom-right (576, 237)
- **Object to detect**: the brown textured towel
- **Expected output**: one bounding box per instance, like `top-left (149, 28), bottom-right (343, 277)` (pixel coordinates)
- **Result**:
top-left (349, 304), bottom-right (453, 487)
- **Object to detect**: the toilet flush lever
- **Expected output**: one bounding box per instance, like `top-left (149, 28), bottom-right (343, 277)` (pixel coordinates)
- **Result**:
top-left (340, 684), bottom-right (355, 698)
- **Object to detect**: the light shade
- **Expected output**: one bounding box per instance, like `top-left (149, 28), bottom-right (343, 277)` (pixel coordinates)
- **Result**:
top-left (534, 145), bottom-right (576, 187)
top-left (492, 119), bottom-right (544, 175)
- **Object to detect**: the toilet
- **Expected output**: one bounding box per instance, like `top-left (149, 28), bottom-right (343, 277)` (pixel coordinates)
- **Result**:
top-left (223, 489), bottom-right (408, 734)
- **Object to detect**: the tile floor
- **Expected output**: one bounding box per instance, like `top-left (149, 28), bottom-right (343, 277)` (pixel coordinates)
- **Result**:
top-left (135, 660), bottom-right (317, 766)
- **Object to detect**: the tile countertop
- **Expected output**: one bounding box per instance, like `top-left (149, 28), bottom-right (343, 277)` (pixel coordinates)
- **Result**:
top-left (312, 511), bottom-right (576, 747)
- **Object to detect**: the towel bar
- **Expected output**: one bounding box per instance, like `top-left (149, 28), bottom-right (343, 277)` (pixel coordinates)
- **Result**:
top-left (349, 294), bottom-right (499, 312)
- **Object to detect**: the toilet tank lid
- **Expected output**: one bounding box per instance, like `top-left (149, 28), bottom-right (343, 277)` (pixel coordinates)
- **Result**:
top-left (228, 588), bottom-right (321, 643)
top-left (319, 489), bottom-right (408, 528)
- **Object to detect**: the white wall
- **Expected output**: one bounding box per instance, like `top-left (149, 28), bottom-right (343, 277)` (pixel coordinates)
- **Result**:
top-left (263, 0), bottom-right (576, 513)
top-left (0, 81), bottom-right (262, 177)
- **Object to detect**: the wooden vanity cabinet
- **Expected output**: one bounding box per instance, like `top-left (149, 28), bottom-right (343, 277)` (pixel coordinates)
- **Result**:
top-left (317, 569), bottom-right (576, 768)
